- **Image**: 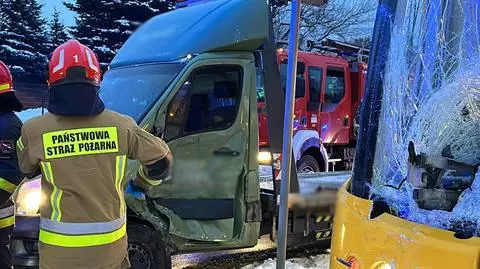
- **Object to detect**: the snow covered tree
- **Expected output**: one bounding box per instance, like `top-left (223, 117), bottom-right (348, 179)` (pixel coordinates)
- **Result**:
top-left (65, 0), bottom-right (174, 69)
top-left (272, 0), bottom-right (377, 48)
top-left (48, 7), bottom-right (69, 49)
top-left (0, 0), bottom-right (50, 82)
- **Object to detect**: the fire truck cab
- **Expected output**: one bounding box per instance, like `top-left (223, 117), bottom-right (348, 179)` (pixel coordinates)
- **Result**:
top-left (258, 41), bottom-right (368, 176)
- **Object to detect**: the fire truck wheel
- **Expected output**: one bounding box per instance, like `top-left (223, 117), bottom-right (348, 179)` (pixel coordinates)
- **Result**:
top-left (128, 223), bottom-right (171, 269)
top-left (297, 155), bottom-right (320, 173)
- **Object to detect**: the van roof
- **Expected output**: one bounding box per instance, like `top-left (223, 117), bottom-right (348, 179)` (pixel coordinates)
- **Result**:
top-left (111, 0), bottom-right (268, 68)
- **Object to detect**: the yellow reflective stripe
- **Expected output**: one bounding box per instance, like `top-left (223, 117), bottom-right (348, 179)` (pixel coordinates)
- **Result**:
top-left (42, 127), bottom-right (119, 160)
top-left (40, 162), bottom-right (52, 184)
top-left (0, 215), bottom-right (14, 228)
top-left (39, 223), bottom-right (126, 248)
top-left (0, 177), bottom-right (17, 193)
top-left (139, 166), bottom-right (162, 186)
top-left (16, 137), bottom-right (25, 151)
top-left (41, 162), bottom-right (62, 221)
top-left (51, 187), bottom-right (63, 221)
top-left (0, 83), bottom-right (11, 92)
top-left (115, 155), bottom-right (127, 216)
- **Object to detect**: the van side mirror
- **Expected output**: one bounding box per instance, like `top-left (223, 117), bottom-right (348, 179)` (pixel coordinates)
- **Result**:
top-left (153, 109), bottom-right (167, 139)
top-left (152, 124), bottom-right (165, 139)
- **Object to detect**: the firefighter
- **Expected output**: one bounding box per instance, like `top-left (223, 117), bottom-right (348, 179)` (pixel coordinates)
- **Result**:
top-left (16, 40), bottom-right (172, 269)
top-left (0, 61), bottom-right (24, 269)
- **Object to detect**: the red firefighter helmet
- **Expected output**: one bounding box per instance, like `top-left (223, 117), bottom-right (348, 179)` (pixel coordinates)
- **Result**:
top-left (48, 40), bottom-right (101, 87)
top-left (0, 61), bottom-right (14, 94)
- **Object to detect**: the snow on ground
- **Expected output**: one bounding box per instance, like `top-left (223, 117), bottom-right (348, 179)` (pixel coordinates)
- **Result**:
top-left (242, 254), bottom-right (330, 269)
top-left (172, 234), bottom-right (330, 269)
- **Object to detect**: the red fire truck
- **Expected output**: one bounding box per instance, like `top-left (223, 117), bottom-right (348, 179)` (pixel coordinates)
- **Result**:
top-left (258, 39), bottom-right (368, 177)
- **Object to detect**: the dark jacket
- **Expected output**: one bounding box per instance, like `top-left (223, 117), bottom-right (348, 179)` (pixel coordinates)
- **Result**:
top-left (0, 112), bottom-right (23, 206)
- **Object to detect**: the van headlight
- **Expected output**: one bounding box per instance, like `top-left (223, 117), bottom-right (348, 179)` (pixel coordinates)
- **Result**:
top-left (15, 177), bottom-right (42, 216)
top-left (258, 151), bottom-right (273, 165)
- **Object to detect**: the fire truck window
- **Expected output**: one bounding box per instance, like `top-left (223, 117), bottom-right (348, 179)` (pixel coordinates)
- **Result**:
top-left (324, 68), bottom-right (345, 112)
top-left (164, 65), bottom-right (243, 141)
top-left (279, 62), bottom-right (305, 98)
top-left (308, 67), bottom-right (323, 103)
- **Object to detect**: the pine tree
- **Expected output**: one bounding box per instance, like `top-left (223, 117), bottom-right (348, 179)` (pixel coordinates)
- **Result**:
top-left (65, 0), bottom-right (174, 70)
top-left (0, 0), bottom-right (50, 82)
top-left (48, 7), bottom-right (69, 49)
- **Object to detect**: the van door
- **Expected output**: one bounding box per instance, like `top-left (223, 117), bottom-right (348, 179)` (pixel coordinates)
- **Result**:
top-left (148, 55), bottom-right (259, 245)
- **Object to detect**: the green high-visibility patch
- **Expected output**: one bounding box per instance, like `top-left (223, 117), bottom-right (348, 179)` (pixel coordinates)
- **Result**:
top-left (43, 127), bottom-right (119, 159)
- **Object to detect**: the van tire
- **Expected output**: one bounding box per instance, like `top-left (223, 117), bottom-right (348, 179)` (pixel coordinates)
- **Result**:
top-left (128, 223), bottom-right (171, 269)
top-left (297, 155), bottom-right (320, 173)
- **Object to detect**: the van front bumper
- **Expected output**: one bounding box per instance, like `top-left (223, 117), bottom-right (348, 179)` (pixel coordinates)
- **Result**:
top-left (11, 215), bottom-right (40, 268)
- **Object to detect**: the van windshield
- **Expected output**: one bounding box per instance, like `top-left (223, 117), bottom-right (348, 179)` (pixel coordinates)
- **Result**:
top-left (100, 63), bottom-right (184, 122)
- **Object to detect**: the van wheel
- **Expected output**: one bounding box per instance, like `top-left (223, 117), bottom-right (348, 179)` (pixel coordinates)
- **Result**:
top-left (297, 155), bottom-right (320, 173)
top-left (128, 223), bottom-right (171, 269)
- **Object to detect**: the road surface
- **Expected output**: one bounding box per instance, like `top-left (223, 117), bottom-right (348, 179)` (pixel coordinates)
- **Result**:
top-left (172, 235), bottom-right (330, 269)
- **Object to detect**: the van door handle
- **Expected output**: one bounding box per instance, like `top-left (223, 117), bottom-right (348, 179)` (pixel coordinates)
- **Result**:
top-left (213, 147), bottom-right (240, 157)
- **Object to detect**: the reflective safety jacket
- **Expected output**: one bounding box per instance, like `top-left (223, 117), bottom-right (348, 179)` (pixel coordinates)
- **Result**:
top-left (0, 112), bottom-right (23, 229)
top-left (17, 110), bottom-right (170, 269)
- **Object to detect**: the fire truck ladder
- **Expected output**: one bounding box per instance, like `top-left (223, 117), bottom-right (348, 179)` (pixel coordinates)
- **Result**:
top-left (307, 38), bottom-right (370, 63)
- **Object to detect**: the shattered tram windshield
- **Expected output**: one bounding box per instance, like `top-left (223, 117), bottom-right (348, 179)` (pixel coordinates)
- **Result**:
top-left (372, 0), bottom-right (480, 236)
top-left (99, 63), bottom-right (184, 122)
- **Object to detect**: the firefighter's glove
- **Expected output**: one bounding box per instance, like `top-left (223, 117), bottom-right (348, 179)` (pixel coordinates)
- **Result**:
top-left (125, 180), bottom-right (146, 201)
